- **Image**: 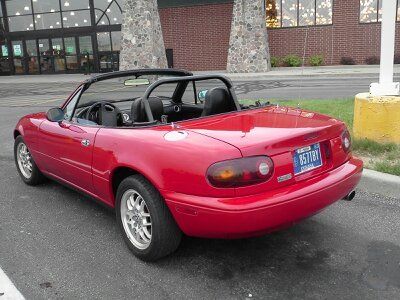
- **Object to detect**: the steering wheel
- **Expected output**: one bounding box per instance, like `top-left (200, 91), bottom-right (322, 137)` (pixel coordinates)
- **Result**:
top-left (85, 101), bottom-right (122, 126)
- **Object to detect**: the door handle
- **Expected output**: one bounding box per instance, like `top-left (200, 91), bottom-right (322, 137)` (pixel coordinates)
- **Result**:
top-left (81, 139), bottom-right (90, 147)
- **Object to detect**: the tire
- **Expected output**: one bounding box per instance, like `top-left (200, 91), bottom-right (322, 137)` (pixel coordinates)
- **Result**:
top-left (116, 175), bottom-right (182, 261)
top-left (14, 136), bottom-right (46, 186)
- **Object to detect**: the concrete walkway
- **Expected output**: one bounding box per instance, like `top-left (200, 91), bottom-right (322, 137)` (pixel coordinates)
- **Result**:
top-left (1, 65), bottom-right (399, 84)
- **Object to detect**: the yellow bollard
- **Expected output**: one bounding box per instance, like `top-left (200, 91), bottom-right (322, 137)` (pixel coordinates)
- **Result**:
top-left (353, 93), bottom-right (400, 144)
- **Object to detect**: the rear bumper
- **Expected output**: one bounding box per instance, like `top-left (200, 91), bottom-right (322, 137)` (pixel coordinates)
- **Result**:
top-left (163, 157), bottom-right (363, 238)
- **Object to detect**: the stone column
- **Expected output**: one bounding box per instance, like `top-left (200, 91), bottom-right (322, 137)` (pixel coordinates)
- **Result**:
top-left (227, 0), bottom-right (271, 73)
top-left (119, 0), bottom-right (167, 70)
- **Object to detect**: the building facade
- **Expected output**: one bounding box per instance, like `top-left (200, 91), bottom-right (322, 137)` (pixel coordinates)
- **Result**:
top-left (0, 0), bottom-right (399, 75)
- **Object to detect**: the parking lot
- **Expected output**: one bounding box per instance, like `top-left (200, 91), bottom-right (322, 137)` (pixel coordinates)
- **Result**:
top-left (0, 76), bottom-right (399, 299)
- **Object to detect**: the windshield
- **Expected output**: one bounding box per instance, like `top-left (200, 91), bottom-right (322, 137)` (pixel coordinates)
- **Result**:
top-left (77, 74), bottom-right (179, 109)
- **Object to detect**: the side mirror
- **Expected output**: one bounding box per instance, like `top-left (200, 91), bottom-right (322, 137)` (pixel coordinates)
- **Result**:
top-left (198, 90), bottom-right (208, 103)
top-left (46, 107), bottom-right (64, 122)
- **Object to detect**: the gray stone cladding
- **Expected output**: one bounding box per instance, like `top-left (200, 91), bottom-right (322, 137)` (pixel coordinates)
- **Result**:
top-left (227, 0), bottom-right (271, 73)
top-left (119, 0), bottom-right (168, 70)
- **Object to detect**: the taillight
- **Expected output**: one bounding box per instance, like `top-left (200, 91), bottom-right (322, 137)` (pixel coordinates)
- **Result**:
top-left (206, 156), bottom-right (274, 188)
top-left (341, 129), bottom-right (352, 153)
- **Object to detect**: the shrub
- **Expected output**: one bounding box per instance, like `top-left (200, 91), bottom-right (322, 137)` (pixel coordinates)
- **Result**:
top-left (309, 55), bottom-right (324, 66)
top-left (270, 56), bottom-right (279, 67)
top-left (394, 54), bottom-right (400, 64)
top-left (340, 57), bottom-right (356, 65)
top-left (282, 55), bottom-right (302, 67)
top-left (365, 56), bottom-right (380, 65)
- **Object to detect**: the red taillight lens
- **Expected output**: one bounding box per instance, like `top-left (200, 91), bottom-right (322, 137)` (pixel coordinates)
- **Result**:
top-left (341, 129), bottom-right (352, 153)
top-left (206, 156), bottom-right (274, 188)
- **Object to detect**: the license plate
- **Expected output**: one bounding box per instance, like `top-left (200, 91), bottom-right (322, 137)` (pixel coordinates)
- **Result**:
top-left (293, 143), bottom-right (323, 175)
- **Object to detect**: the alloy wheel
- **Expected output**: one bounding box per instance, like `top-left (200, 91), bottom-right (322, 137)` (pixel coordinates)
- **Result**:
top-left (120, 189), bottom-right (152, 250)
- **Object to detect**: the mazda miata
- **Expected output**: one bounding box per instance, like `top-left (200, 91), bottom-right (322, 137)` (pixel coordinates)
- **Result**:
top-left (14, 69), bottom-right (363, 261)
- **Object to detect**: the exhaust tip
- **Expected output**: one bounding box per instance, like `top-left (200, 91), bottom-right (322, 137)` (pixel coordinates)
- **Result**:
top-left (342, 190), bottom-right (356, 201)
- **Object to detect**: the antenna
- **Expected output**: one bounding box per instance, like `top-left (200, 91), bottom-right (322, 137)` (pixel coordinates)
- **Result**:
top-left (298, 24), bottom-right (310, 103)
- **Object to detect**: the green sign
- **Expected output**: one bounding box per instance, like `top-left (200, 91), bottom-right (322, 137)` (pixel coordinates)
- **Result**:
top-left (66, 46), bottom-right (75, 54)
top-left (13, 45), bottom-right (22, 56)
top-left (1, 45), bottom-right (8, 57)
top-left (53, 44), bottom-right (61, 51)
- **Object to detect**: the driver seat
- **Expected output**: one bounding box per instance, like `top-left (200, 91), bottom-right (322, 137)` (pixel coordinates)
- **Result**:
top-left (99, 104), bottom-right (123, 127)
top-left (131, 97), bottom-right (164, 123)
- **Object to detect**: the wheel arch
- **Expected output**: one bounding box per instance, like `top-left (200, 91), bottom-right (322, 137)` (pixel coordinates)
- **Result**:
top-left (110, 165), bottom-right (162, 205)
top-left (14, 129), bottom-right (22, 139)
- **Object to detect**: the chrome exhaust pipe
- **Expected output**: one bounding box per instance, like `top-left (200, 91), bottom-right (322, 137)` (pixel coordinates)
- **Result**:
top-left (342, 190), bottom-right (356, 201)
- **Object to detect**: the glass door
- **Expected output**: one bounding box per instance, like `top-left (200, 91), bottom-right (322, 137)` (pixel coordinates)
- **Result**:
top-left (64, 37), bottom-right (79, 72)
top-left (26, 40), bottom-right (39, 74)
top-left (11, 41), bottom-right (25, 74)
top-left (0, 41), bottom-right (11, 75)
top-left (39, 39), bottom-right (53, 74)
top-left (97, 32), bottom-right (112, 73)
top-left (52, 38), bottom-right (66, 73)
top-left (78, 36), bottom-right (94, 74)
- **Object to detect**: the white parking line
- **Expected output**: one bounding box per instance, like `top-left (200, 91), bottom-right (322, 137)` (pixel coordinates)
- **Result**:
top-left (0, 267), bottom-right (25, 300)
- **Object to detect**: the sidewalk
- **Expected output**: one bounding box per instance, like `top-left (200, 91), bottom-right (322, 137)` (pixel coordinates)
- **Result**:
top-left (196, 64), bottom-right (400, 80)
top-left (1, 65), bottom-right (399, 84)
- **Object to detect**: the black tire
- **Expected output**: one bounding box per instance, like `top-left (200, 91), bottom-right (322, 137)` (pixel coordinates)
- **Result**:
top-left (14, 136), bottom-right (46, 186)
top-left (115, 175), bottom-right (182, 261)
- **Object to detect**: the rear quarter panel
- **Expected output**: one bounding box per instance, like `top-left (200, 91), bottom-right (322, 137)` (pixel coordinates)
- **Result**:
top-left (92, 125), bottom-right (242, 206)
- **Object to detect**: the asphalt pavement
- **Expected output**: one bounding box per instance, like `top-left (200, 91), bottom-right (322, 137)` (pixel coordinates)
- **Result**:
top-left (0, 74), bottom-right (398, 109)
top-left (0, 74), bottom-right (400, 299)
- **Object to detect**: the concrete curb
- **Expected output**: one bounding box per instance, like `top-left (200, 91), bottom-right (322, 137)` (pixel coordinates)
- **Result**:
top-left (358, 168), bottom-right (400, 199)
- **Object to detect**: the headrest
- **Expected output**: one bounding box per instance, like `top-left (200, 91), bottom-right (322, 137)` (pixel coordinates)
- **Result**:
top-left (131, 97), bottom-right (164, 123)
top-left (201, 87), bottom-right (234, 117)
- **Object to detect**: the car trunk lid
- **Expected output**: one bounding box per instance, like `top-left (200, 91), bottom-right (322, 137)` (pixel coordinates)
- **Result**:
top-left (180, 106), bottom-right (349, 196)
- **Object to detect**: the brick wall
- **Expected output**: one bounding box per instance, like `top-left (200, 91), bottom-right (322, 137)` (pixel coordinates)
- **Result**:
top-left (159, 2), bottom-right (234, 71)
top-left (268, 0), bottom-right (399, 65)
top-left (160, 0), bottom-right (399, 70)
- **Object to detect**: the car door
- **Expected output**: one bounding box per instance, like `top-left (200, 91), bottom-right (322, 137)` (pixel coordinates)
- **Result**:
top-left (38, 120), bottom-right (100, 194)
top-left (36, 86), bottom-right (99, 194)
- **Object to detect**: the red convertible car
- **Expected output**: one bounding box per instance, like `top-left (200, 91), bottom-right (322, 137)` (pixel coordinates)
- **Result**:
top-left (14, 69), bottom-right (363, 261)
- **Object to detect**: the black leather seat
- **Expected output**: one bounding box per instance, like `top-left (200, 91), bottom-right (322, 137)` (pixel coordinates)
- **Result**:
top-left (131, 97), bottom-right (164, 123)
top-left (201, 87), bottom-right (236, 117)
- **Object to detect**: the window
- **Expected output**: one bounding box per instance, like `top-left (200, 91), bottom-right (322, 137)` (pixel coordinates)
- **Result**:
top-left (97, 32), bottom-right (111, 51)
top-left (79, 36), bottom-right (93, 54)
top-left (6, 0), bottom-right (32, 16)
top-left (0, 4), bottom-right (4, 32)
top-left (360, 0), bottom-right (380, 23)
top-left (61, 1), bottom-right (90, 11)
top-left (360, 0), bottom-right (400, 23)
top-left (266, 0), bottom-right (333, 28)
top-left (6, 0), bottom-right (35, 32)
top-left (94, 0), bottom-right (125, 25)
top-left (62, 10), bottom-right (91, 28)
top-left (35, 12), bottom-right (62, 30)
top-left (33, 0), bottom-right (61, 13)
top-left (64, 88), bottom-right (83, 121)
top-left (8, 15), bottom-right (35, 32)
top-left (111, 31), bottom-right (121, 51)
top-left (26, 40), bottom-right (37, 57)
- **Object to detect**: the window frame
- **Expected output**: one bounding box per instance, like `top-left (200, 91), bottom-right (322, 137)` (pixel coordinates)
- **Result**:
top-left (62, 85), bottom-right (84, 121)
top-left (359, 0), bottom-right (400, 24)
top-left (266, 0), bottom-right (334, 29)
